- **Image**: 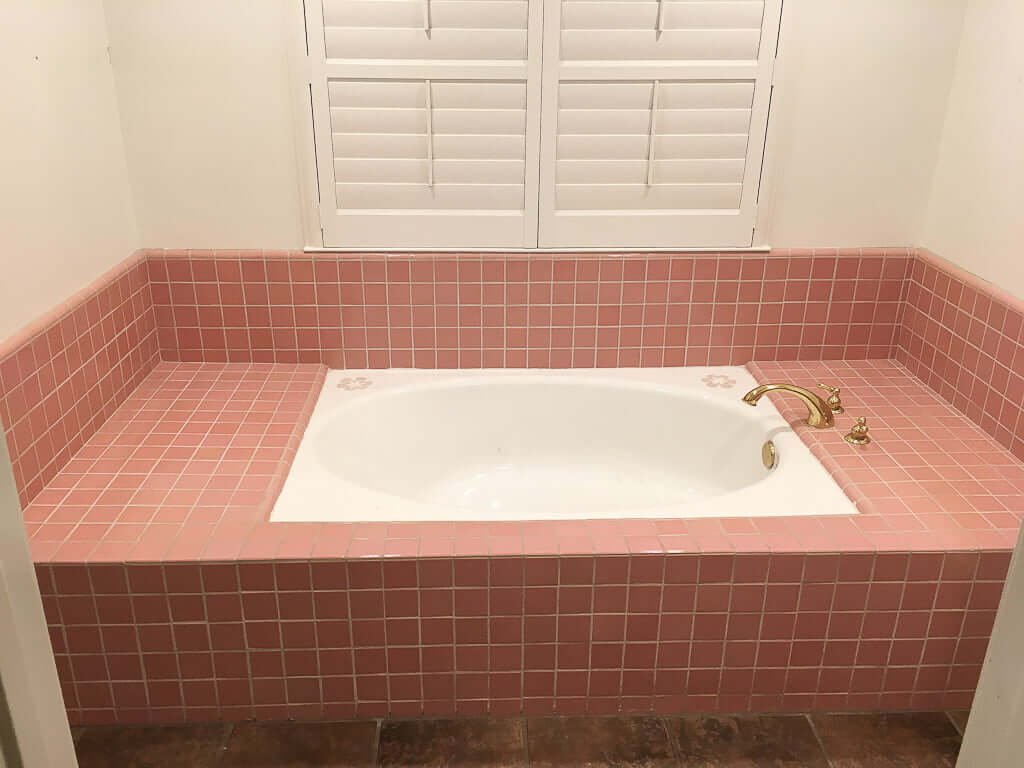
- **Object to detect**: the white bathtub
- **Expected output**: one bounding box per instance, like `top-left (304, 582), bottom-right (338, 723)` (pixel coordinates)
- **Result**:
top-left (272, 367), bottom-right (857, 522)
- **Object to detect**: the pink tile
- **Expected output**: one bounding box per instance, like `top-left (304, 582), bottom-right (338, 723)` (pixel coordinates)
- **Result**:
top-left (11, 247), bottom-right (1023, 726)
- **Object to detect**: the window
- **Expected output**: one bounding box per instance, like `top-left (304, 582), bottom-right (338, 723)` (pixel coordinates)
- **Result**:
top-left (304, 0), bottom-right (780, 249)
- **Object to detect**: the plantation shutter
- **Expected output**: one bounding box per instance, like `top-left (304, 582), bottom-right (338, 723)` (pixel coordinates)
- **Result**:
top-left (537, 0), bottom-right (781, 248)
top-left (307, 0), bottom-right (543, 248)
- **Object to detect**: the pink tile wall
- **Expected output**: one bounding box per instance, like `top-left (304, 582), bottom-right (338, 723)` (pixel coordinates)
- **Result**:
top-left (898, 249), bottom-right (1024, 461)
top-left (6, 244), bottom-right (1022, 517)
top-left (38, 552), bottom-right (1008, 725)
top-left (8, 245), bottom-right (1021, 542)
top-left (147, 250), bottom-right (911, 369)
top-left (0, 253), bottom-right (160, 506)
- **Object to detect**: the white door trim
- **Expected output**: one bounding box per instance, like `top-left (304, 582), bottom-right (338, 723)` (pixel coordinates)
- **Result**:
top-left (0, 437), bottom-right (77, 768)
top-left (956, 525), bottom-right (1024, 767)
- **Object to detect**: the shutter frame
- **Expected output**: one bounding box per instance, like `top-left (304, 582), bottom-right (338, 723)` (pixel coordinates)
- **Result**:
top-left (537, 0), bottom-right (782, 248)
top-left (307, 0), bottom-right (544, 249)
top-left (306, 0), bottom-right (779, 250)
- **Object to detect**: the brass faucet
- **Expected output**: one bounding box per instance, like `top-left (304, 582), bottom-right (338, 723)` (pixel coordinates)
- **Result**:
top-left (742, 383), bottom-right (835, 428)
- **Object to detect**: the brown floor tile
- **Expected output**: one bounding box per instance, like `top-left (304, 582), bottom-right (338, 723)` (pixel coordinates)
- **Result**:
top-left (811, 713), bottom-right (962, 767)
top-left (74, 724), bottom-right (228, 768)
top-left (527, 716), bottom-right (675, 768)
top-left (378, 718), bottom-right (527, 767)
top-left (220, 721), bottom-right (378, 767)
top-left (668, 714), bottom-right (830, 767)
top-left (946, 711), bottom-right (969, 737)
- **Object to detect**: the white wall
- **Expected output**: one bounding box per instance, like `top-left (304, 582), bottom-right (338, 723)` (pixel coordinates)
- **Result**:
top-left (923, 0), bottom-right (1024, 300)
top-left (102, 0), bottom-right (307, 250)
top-left (0, 0), bottom-right (139, 341)
top-left (100, 0), bottom-right (968, 251)
top-left (762, 0), bottom-right (967, 247)
top-left (0, 436), bottom-right (78, 768)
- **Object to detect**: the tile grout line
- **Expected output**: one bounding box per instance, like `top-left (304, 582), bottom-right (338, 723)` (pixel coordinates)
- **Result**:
top-left (523, 715), bottom-right (531, 767)
top-left (945, 710), bottom-right (965, 738)
top-left (804, 713), bottom-right (837, 768)
top-left (372, 717), bottom-right (382, 766)
top-left (658, 715), bottom-right (682, 766)
top-left (518, 716), bottom-right (530, 767)
top-left (212, 721), bottom-right (234, 767)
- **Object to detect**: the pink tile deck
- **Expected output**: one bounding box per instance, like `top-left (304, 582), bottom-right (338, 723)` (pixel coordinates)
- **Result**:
top-left (23, 363), bottom-right (325, 564)
top-left (749, 360), bottom-right (1023, 553)
top-left (24, 359), bottom-right (1021, 563)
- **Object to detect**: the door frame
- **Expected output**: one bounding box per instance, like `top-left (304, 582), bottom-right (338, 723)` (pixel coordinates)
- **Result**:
top-left (0, 436), bottom-right (77, 767)
top-left (956, 523), bottom-right (1024, 766)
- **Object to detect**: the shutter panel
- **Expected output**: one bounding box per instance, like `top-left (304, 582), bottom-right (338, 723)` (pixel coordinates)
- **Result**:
top-left (538, 0), bottom-right (781, 248)
top-left (322, 0), bottom-right (529, 61)
top-left (560, 0), bottom-right (767, 61)
top-left (308, 0), bottom-right (543, 248)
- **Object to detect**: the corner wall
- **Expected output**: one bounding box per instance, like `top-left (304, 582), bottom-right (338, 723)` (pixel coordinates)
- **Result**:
top-left (761, 0), bottom-right (966, 247)
top-left (0, 0), bottom-right (140, 342)
top-left (923, 0), bottom-right (1024, 301)
top-left (101, 0), bottom-right (306, 250)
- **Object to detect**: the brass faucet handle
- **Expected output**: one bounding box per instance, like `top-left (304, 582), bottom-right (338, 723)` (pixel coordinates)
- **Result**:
top-left (817, 383), bottom-right (845, 414)
top-left (844, 417), bottom-right (871, 446)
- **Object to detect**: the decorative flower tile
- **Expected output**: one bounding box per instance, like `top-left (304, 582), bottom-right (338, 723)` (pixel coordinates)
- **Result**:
top-left (701, 373), bottom-right (737, 389)
top-left (337, 376), bottom-right (372, 390)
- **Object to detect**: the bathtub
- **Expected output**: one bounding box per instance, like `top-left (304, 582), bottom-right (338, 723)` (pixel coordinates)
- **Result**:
top-left (271, 367), bottom-right (857, 522)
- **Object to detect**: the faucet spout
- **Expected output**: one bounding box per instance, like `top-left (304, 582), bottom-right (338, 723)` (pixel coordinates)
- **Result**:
top-left (742, 383), bottom-right (835, 429)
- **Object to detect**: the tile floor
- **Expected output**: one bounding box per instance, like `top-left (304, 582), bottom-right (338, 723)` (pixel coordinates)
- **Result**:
top-left (72, 711), bottom-right (966, 767)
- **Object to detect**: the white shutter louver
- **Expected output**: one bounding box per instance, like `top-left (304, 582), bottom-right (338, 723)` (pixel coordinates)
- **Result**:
top-left (307, 0), bottom-right (543, 248)
top-left (537, 0), bottom-right (781, 248)
top-left (559, 0), bottom-right (767, 61)
top-left (330, 80), bottom-right (528, 210)
top-left (322, 0), bottom-right (529, 62)
top-left (305, 0), bottom-right (779, 249)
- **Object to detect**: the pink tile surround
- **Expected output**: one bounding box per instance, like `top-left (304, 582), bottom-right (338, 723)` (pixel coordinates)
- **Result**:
top-left (148, 249), bottom-right (911, 370)
top-left (4, 245), bottom-right (1024, 724)
top-left (38, 551), bottom-right (1007, 724)
top-left (23, 358), bottom-right (1021, 723)
top-left (2, 248), bottom-right (913, 509)
top-left (0, 253), bottom-right (159, 508)
top-left (899, 249), bottom-right (1024, 460)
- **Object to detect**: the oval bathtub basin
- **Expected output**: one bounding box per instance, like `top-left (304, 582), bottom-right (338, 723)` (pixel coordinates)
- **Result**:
top-left (271, 367), bottom-right (857, 522)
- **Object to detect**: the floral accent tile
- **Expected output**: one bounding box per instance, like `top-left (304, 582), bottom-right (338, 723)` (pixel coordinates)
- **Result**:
top-left (701, 373), bottom-right (737, 389)
top-left (338, 376), bottom-right (372, 391)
